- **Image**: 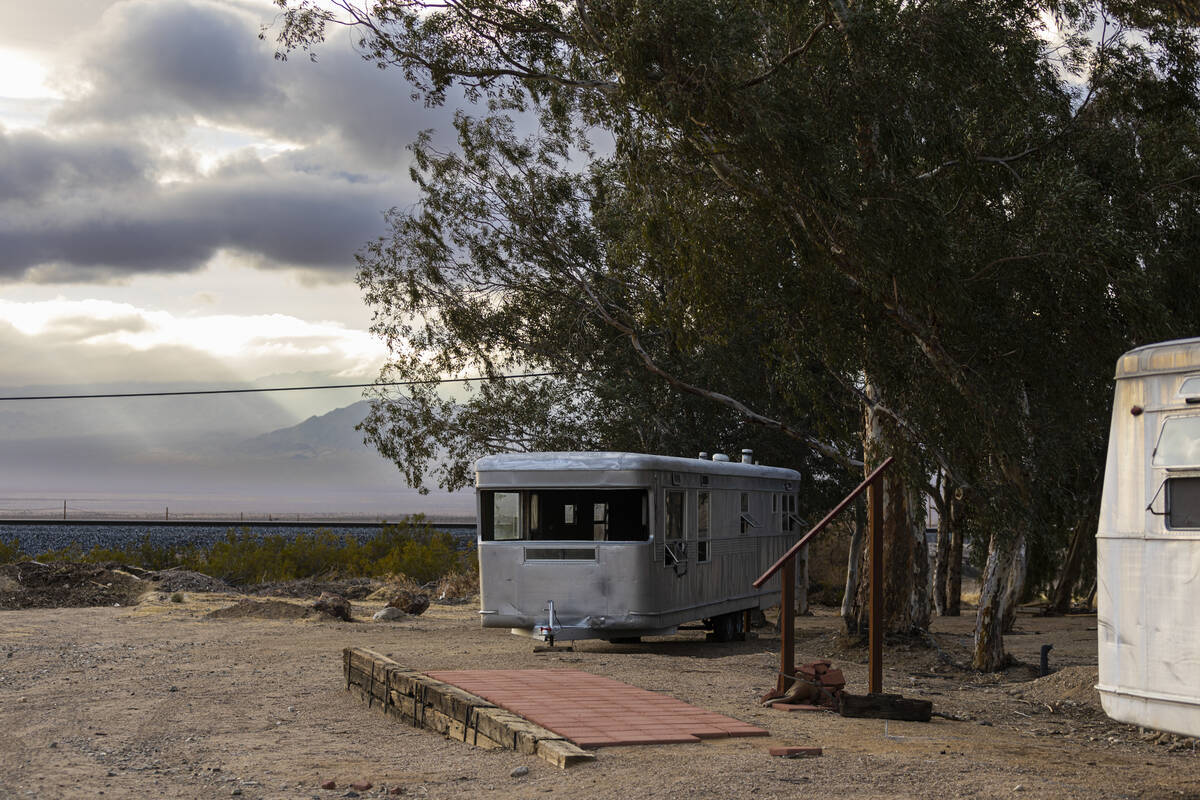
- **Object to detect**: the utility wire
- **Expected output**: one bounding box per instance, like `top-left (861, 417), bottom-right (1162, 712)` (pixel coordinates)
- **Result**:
top-left (0, 371), bottom-right (563, 401)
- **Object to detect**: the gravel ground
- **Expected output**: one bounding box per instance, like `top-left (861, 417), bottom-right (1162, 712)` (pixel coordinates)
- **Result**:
top-left (0, 601), bottom-right (1197, 800)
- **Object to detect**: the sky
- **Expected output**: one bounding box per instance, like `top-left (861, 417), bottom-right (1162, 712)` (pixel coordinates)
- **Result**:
top-left (0, 0), bottom-right (460, 409)
top-left (0, 0), bottom-right (477, 516)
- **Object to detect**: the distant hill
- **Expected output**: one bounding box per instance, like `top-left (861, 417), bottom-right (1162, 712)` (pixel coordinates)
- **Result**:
top-left (241, 401), bottom-right (373, 458)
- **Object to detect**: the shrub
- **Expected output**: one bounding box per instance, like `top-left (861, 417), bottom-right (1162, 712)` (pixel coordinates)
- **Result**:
top-left (0, 538), bottom-right (25, 564)
top-left (170, 592), bottom-right (184, 603)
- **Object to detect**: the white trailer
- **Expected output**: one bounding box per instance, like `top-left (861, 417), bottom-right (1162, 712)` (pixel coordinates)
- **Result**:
top-left (1098, 336), bottom-right (1200, 736)
top-left (475, 451), bottom-right (802, 643)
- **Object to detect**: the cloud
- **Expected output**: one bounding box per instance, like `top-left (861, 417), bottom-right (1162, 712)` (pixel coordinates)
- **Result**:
top-left (0, 127), bottom-right (407, 279)
top-left (54, 0), bottom-right (456, 165)
top-left (0, 128), bottom-right (153, 203)
top-left (0, 298), bottom-right (387, 384)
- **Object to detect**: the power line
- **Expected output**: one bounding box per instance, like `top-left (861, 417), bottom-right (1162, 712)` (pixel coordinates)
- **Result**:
top-left (0, 371), bottom-right (564, 401)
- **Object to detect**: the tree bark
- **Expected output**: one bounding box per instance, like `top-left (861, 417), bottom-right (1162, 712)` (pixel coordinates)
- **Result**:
top-left (1000, 531), bottom-right (1027, 634)
top-left (848, 383), bottom-right (931, 636)
top-left (1049, 514), bottom-right (1094, 613)
top-left (946, 493), bottom-right (965, 616)
top-left (932, 474), bottom-right (953, 616)
top-left (972, 531), bottom-right (1018, 671)
top-left (841, 499), bottom-right (866, 634)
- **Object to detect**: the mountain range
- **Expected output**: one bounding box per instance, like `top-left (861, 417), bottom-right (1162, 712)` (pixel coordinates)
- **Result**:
top-left (0, 390), bottom-right (472, 518)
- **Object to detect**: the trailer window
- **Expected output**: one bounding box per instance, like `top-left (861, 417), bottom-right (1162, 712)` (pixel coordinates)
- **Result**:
top-left (665, 490), bottom-right (685, 566)
top-left (1167, 477), bottom-right (1200, 529)
top-left (1179, 376), bottom-right (1200, 398)
top-left (739, 492), bottom-right (760, 534)
top-left (482, 491), bottom-right (520, 541)
top-left (1154, 416), bottom-right (1200, 466)
top-left (697, 491), bottom-right (711, 563)
top-left (529, 489), bottom-right (648, 541)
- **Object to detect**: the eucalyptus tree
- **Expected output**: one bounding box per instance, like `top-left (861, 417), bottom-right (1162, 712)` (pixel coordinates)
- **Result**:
top-left (273, 0), bottom-right (1200, 669)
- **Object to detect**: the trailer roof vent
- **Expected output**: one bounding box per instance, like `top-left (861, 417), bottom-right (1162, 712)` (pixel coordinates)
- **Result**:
top-left (712, 453), bottom-right (731, 462)
top-left (699, 451), bottom-right (710, 460)
top-left (741, 449), bottom-right (754, 464)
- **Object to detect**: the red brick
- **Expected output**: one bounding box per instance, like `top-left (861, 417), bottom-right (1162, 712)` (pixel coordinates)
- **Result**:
top-left (769, 746), bottom-right (823, 758)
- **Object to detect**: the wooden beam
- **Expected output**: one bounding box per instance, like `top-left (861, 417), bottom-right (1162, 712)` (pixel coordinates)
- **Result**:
top-left (778, 558), bottom-right (795, 693)
top-left (869, 476), bottom-right (883, 695)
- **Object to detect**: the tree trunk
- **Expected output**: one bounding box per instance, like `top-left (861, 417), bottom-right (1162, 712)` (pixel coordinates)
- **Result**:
top-left (972, 531), bottom-right (1018, 671)
top-left (1000, 531), bottom-right (1027, 634)
top-left (1049, 514), bottom-right (1094, 613)
top-left (932, 474), bottom-right (953, 616)
top-left (841, 499), bottom-right (866, 634)
top-left (848, 383), bottom-right (931, 636)
top-left (945, 494), bottom-right (964, 616)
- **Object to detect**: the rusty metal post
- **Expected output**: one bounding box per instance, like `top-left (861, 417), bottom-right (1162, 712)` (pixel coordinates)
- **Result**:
top-left (869, 473), bottom-right (884, 695)
top-left (778, 558), bottom-right (795, 693)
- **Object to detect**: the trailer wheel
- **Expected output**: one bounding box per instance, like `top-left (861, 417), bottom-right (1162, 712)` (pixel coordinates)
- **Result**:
top-left (708, 611), bottom-right (745, 643)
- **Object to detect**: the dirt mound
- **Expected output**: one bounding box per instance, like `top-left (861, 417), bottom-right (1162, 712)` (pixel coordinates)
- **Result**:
top-left (205, 599), bottom-right (312, 620)
top-left (250, 577), bottom-right (380, 600)
top-left (146, 569), bottom-right (233, 594)
top-left (1015, 666), bottom-right (1101, 710)
top-left (0, 561), bottom-right (146, 609)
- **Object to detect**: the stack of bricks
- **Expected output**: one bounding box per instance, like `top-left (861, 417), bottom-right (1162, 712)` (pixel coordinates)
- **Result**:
top-left (762, 660), bottom-right (847, 711)
top-left (343, 647), bottom-right (594, 768)
top-left (798, 660), bottom-right (845, 709)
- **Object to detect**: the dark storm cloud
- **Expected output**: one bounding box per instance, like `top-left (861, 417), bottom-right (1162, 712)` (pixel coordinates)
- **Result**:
top-left (0, 129), bottom-right (153, 203)
top-left (56, 0), bottom-right (456, 165)
top-left (0, 0), bottom-right (461, 281)
top-left (0, 149), bottom-right (399, 278)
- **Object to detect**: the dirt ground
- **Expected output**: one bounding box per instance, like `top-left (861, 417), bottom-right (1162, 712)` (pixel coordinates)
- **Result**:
top-left (1, 589), bottom-right (1198, 800)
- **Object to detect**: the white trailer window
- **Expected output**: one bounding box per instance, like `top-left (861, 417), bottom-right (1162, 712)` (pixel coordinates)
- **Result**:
top-left (697, 491), bottom-right (711, 563)
top-left (1153, 416), bottom-right (1200, 466)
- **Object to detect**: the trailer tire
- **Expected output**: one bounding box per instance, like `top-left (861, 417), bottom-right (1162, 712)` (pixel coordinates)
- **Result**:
top-left (708, 611), bottom-right (745, 643)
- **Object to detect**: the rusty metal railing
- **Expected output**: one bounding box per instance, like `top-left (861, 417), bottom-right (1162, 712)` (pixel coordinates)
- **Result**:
top-left (754, 456), bottom-right (894, 695)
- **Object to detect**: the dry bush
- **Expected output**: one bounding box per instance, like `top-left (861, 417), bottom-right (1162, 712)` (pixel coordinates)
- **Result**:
top-left (435, 571), bottom-right (479, 600)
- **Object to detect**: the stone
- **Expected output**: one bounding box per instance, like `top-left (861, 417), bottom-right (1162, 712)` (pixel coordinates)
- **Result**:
top-left (320, 779), bottom-right (336, 790)
top-left (510, 766), bottom-right (530, 778)
top-left (373, 607), bottom-right (407, 622)
top-left (231, 790), bottom-right (242, 796)
top-left (350, 780), bottom-right (372, 791)
top-left (386, 590), bottom-right (429, 616)
top-left (313, 592), bottom-right (353, 621)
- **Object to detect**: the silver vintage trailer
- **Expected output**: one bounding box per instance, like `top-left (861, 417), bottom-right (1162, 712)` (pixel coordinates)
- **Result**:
top-left (1098, 337), bottom-right (1200, 737)
top-left (475, 451), bottom-right (803, 642)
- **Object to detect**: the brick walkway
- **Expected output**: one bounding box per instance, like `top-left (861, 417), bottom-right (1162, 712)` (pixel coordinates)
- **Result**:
top-left (427, 668), bottom-right (769, 748)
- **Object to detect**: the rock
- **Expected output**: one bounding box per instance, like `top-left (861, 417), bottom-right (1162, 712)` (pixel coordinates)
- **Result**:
top-left (510, 766), bottom-right (530, 778)
top-left (373, 607), bottom-right (407, 622)
top-left (386, 590), bottom-right (429, 616)
top-left (312, 593), bottom-right (353, 621)
top-left (389, 786), bottom-right (404, 795)
top-left (320, 779), bottom-right (336, 790)
top-left (231, 790), bottom-right (242, 796)
top-left (350, 780), bottom-right (372, 791)
top-left (287, 706), bottom-right (296, 713)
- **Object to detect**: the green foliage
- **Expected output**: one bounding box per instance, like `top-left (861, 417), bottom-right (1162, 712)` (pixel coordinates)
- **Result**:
top-left (170, 592), bottom-right (184, 603)
top-left (27, 518), bottom-right (474, 587)
top-left (0, 538), bottom-right (26, 565)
